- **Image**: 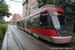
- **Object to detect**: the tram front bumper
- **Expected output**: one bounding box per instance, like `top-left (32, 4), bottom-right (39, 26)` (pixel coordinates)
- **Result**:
top-left (50, 36), bottom-right (72, 44)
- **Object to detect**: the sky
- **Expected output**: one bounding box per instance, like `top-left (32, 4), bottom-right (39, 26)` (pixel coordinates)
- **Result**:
top-left (4, 0), bottom-right (23, 21)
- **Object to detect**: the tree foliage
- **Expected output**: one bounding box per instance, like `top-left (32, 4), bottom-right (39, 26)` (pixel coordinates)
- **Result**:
top-left (66, 2), bottom-right (75, 17)
top-left (0, 19), bottom-right (5, 24)
top-left (0, 0), bottom-right (12, 19)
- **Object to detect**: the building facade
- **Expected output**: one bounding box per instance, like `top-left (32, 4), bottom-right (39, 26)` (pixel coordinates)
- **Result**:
top-left (13, 14), bottom-right (20, 24)
top-left (23, 0), bottom-right (38, 18)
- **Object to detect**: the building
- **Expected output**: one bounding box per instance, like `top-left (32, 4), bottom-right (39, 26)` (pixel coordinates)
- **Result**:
top-left (22, 0), bottom-right (38, 18)
top-left (13, 13), bottom-right (20, 24)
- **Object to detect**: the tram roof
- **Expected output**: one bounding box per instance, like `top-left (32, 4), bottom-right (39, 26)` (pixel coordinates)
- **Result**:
top-left (17, 18), bottom-right (25, 21)
top-left (25, 5), bottom-right (64, 19)
top-left (33, 5), bottom-right (62, 14)
top-left (25, 5), bottom-right (63, 18)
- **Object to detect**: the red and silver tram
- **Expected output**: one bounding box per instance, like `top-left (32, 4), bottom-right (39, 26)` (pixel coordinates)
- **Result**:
top-left (17, 5), bottom-right (72, 44)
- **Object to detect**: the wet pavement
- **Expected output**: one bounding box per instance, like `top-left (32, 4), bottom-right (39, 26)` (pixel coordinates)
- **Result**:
top-left (9, 25), bottom-right (44, 50)
top-left (1, 25), bottom-right (75, 50)
top-left (7, 27), bottom-right (20, 50)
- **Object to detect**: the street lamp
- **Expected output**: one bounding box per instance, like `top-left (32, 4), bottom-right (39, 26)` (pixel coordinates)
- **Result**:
top-left (10, 0), bottom-right (22, 3)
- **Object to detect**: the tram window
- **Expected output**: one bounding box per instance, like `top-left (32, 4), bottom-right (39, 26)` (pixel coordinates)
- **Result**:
top-left (26, 14), bottom-right (40, 28)
top-left (17, 21), bottom-right (18, 25)
top-left (18, 21), bottom-right (19, 25)
top-left (17, 21), bottom-right (19, 25)
top-left (26, 18), bottom-right (30, 28)
top-left (21, 20), bottom-right (24, 27)
top-left (20, 21), bottom-right (21, 26)
top-left (22, 19), bottom-right (25, 26)
top-left (23, 19), bottom-right (25, 26)
top-left (40, 12), bottom-right (50, 29)
top-left (32, 14), bottom-right (40, 27)
top-left (21, 21), bottom-right (22, 26)
top-left (58, 16), bottom-right (66, 28)
top-left (20, 20), bottom-right (22, 26)
top-left (19, 22), bottom-right (20, 25)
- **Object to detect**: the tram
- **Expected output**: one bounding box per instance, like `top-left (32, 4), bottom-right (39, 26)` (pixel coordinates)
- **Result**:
top-left (17, 5), bottom-right (72, 44)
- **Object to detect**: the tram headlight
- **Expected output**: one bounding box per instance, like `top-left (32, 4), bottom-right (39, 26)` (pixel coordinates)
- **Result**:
top-left (57, 30), bottom-right (60, 35)
top-left (57, 32), bottom-right (59, 34)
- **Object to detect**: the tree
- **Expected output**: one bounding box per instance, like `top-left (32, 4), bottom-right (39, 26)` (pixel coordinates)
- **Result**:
top-left (37, 0), bottom-right (41, 8)
top-left (0, 19), bottom-right (5, 24)
top-left (0, 0), bottom-right (11, 19)
top-left (66, 2), bottom-right (75, 17)
top-left (37, 0), bottom-right (55, 8)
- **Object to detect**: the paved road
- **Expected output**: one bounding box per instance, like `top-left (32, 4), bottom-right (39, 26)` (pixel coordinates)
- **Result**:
top-left (9, 25), bottom-right (75, 50)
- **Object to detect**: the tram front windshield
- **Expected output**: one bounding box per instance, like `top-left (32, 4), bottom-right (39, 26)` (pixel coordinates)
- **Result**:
top-left (50, 11), bottom-right (66, 29)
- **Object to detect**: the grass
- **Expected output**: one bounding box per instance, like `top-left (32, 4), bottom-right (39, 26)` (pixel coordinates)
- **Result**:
top-left (0, 24), bottom-right (8, 40)
top-left (71, 33), bottom-right (75, 40)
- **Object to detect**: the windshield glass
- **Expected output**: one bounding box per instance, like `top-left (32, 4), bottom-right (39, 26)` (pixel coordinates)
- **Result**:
top-left (50, 11), bottom-right (66, 29)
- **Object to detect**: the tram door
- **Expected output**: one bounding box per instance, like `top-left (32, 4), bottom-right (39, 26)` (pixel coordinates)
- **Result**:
top-left (40, 12), bottom-right (50, 29)
top-left (39, 12), bottom-right (50, 38)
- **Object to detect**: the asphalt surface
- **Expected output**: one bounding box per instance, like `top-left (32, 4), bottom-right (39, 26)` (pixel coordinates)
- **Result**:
top-left (7, 25), bottom-right (75, 50)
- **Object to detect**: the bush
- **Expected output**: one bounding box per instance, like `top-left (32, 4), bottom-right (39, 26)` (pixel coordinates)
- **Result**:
top-left (71, 34), bottom-right (75, 39)
top-left (0, 24), bottom-right (8, 40)
top-left (0, 30), bottom-right (3, 40)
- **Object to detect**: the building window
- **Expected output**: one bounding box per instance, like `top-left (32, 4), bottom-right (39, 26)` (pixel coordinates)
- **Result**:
top-left (31, 0), bottom-right (33, 2)
top-left (30, 0), bottom-right (33, 2)
top-left (29, 1), bottom-right (37, 8)
top-left (33, 6), bottom-right (36, 9)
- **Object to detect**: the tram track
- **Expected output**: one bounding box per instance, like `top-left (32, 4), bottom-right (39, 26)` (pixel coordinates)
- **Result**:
top-left (9, 25), bottom-right (43, 50)
top-left (9, 25), bottom-right (25, 50)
